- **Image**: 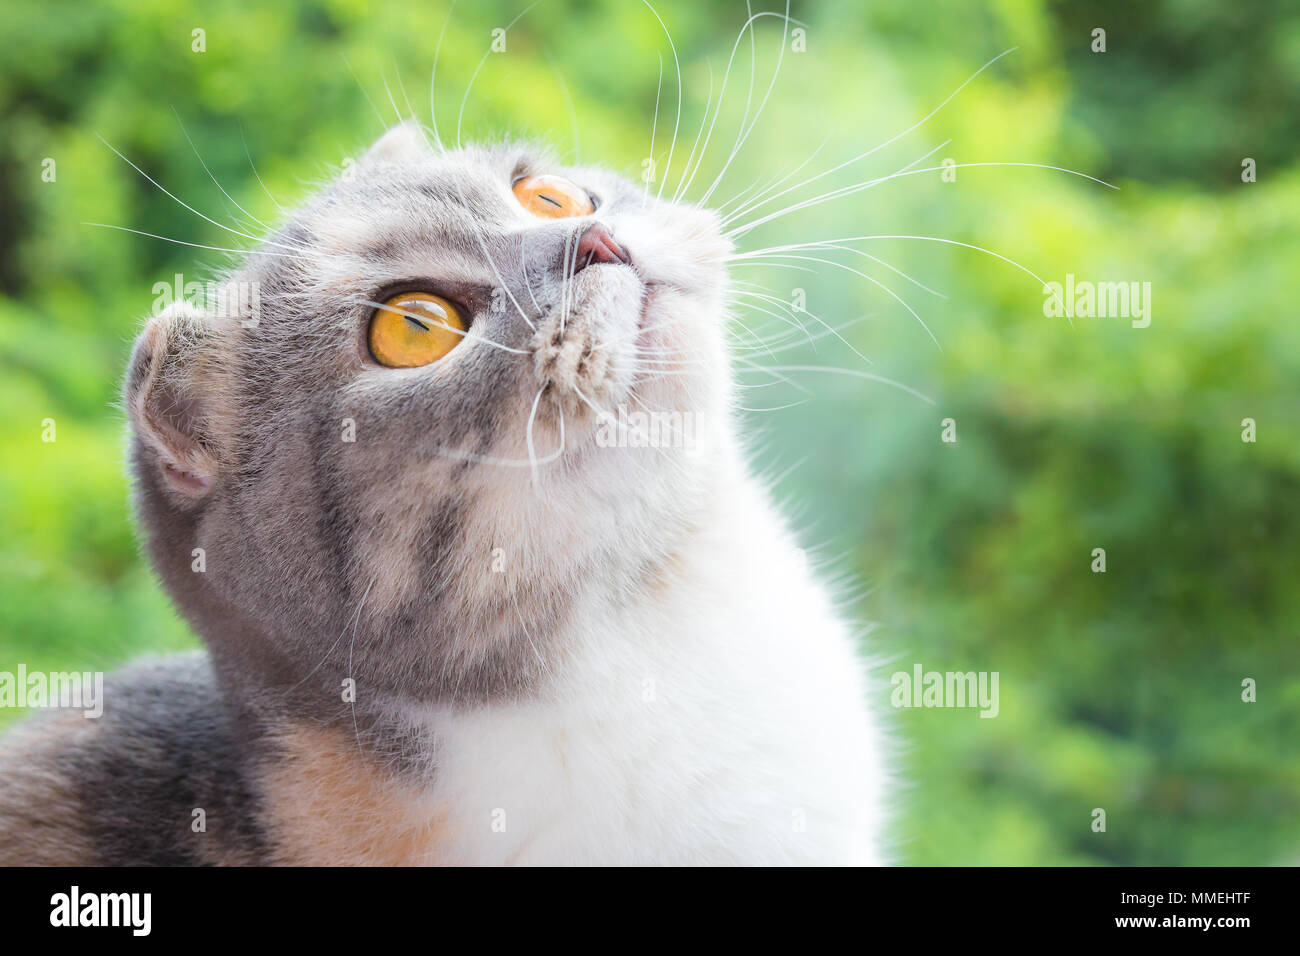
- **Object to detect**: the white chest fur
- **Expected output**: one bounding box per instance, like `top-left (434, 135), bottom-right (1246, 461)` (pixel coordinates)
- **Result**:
top-left (416, 476), bottom-right (888, 866)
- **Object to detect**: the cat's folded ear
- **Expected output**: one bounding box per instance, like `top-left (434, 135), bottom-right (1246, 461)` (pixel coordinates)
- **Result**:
top-left (360, 121), bottom-right (434, 165)
top-left (125, 302), bottom-right (227, 502)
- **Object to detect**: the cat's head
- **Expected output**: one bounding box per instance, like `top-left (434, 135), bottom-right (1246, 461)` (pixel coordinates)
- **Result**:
top-left (125, 123), bottom-right (732, 707)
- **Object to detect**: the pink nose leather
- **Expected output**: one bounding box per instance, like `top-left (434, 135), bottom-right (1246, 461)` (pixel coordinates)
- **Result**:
top-left (572, 223), bottom-right (630, 273)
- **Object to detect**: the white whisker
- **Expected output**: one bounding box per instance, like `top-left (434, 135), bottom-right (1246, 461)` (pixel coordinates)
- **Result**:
top-left (95, 135), bottom-right (307, 256)
top-left (342, 53), bottom-right (389, 130)
top-left (727, 158), bottom-right (1115, 238)
top-left (173, 109), bottom-right (272, 233)
top-left (721, 47), bottom-right (1020, 225)
top-left (428, 0), bottom-right (458, 150)
top-left (81, 222), bottom-right (313, 261)
top-left (731, 234), bottom-right (1070, 325)
top-left (697, 1), bottom-right (796, 207)
top-left (640, 0), bottom-right (682, 200)
top-left (764, 364), bottom-right (935, 405)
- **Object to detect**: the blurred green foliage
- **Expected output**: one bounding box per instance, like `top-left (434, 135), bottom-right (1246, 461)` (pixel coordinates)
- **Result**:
top-left (0, 0), bottom-right (1296, 865)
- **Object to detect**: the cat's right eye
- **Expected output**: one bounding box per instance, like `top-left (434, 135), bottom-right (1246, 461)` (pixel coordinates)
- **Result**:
top-left (368, 292), bottom-right (467, 368)
top-left (513, 174), bottom-right (595, 219)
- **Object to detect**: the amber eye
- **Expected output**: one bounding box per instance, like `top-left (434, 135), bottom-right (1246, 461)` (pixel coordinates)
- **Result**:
top-left (368, 292), bottom-right (467, 368)
top-left (512, 174), bottom-right (595, 219)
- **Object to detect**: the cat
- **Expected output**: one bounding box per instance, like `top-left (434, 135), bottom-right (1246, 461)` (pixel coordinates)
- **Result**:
top-left (0, 121), bottom-right (888, 865)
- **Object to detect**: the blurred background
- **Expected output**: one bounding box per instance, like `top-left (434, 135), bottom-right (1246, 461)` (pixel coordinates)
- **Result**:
top-left (1, 0), bottom-right (1296, 864)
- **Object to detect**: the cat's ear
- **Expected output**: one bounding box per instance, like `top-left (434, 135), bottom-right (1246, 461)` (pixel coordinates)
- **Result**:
top-left (361, 121), bottom-right (434, 165)
top-left (125, 302), bottom-right (225, 501)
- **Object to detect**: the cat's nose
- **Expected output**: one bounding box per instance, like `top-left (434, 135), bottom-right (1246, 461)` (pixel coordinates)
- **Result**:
top-left (571, 223), bottom-right (631, 274)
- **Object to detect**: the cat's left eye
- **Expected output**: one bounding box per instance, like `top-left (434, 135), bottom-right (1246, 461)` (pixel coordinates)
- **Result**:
top-left (513, 174), bottom-right (595, 219)
top-left (368, 292), bottom-right (467, 368)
